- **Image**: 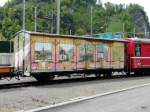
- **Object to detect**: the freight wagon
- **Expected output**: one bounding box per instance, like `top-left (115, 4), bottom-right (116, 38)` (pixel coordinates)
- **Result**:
top-left (13, 31), bottom-right (126, 81)
top-left (127, 38), bottom-right (150, 75)
top-left (0, 41), bottom-right (14, 79)
top-left (1, 31), bottom-right (150, 82)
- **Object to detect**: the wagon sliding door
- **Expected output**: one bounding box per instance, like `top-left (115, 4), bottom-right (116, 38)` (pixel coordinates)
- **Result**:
top-left (96, 42), bottom-right (104, 68)
top-left (140, 43), bottom-right (150, 68)
top-left (112, 42), bottom-right (125, 69)
top-left (76, 39), bottom-right (86, 70)
top-left (76, 39), bottom-right (96, 70)
top-left (96, 42), bottom-right (112, 68)
top-left (56, 38), bottom-right (75, 71)
top-left (85, 41), bottom-right (96, 69)
top-left (31, 35), bottom-right (55, 73)
top-left (23, 33), bottom-right (31, 76)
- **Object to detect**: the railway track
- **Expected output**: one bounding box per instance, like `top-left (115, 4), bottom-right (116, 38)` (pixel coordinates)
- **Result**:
top-left (0, 74), bottom-right (150, 90)
top-left (1, 74), bottom-right (150, 112)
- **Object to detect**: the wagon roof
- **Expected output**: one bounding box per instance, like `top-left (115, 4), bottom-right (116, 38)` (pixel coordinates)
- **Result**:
top-left (16, 30), bottom-right (127, 43)
top-left (128, 38), bottom-right (150, 43)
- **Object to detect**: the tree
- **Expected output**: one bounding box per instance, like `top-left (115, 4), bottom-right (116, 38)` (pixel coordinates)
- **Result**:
top-left (0, 0), bottom-right (149, 39)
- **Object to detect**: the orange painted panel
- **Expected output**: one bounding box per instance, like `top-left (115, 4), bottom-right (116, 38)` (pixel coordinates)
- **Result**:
top-left (0, 68), bottom-right (13, 73)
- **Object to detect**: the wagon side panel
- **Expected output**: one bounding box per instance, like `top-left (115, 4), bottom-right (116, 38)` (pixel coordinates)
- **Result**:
top-left (96, 41), bottom-right (112, 69)
top-left (23, 33), bottom-right (31, 76)
top-left (31, 35), bottom-right (55, 73)
top-left (55, 37), bottom-right (76, 71)
top-left (85, 40), bottom-right (96, 69)
top-left (140, 43), bottom-right (150, 68)
top-left (75, 39), bottom-right (86, 70)
top-left (112, 42), bottom-right (125, 69)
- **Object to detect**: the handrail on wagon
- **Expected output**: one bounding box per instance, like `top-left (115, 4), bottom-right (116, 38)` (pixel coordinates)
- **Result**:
top-left (130, 57), bottom-right (150, 59)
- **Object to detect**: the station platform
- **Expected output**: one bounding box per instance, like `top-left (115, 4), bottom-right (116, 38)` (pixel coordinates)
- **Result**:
top-left (38, 84), bottom-right (150, 112)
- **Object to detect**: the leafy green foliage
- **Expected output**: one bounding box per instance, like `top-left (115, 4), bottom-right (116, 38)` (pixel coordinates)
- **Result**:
top-left (0, 0), bottom-right (149, 40)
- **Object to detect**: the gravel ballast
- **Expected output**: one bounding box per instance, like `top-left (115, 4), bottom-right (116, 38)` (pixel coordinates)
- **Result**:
top-left (0, 76), bottom-right (150, 112)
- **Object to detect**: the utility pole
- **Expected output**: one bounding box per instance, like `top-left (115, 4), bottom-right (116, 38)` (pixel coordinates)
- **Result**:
top-left (133, 27), bottom-right (136, 38)
top-left (34, 7), bottom-right (37, 32)
top-left (123, 23), bottom-right (125, 38)
top-left (23, 0), bottom-right (26, 31)
top-left (70, 29), bottom-right (72, 35)
top-left (56, 0), bottom-right (60, 34)
top-left (105, 21), bottom-right (107, 32)
top-left (90, 6), bottom-right (93, 35)
top-left (51, 10), bottom-right (54, 33)
top-left (144, 23), bottom-right (147, 38)
top-left (123, 23), bottom-right (125, 32)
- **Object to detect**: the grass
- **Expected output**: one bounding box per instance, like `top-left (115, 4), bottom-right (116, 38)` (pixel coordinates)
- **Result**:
top-left (107, 16), bottom-right (123, 32)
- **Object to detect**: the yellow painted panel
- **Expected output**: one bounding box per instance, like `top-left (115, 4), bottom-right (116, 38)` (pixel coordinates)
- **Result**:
top-left (55, 37), bottom-right (75, 71)
top-left (112, 42), bottom-right (125, 68)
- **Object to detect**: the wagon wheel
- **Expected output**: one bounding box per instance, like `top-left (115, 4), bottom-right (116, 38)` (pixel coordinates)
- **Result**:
top-left (33, 74), bottom-right (55, 82)
top-left (95, 73), bottom-right (101, 78)
top-left (103, 72), bottom-right (112, 78)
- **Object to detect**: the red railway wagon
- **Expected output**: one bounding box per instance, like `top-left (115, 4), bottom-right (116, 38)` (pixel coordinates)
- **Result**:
top-left (127, 38), bottom-right (150, 74)
top-left (13, 31), bottom-right (126, 81)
